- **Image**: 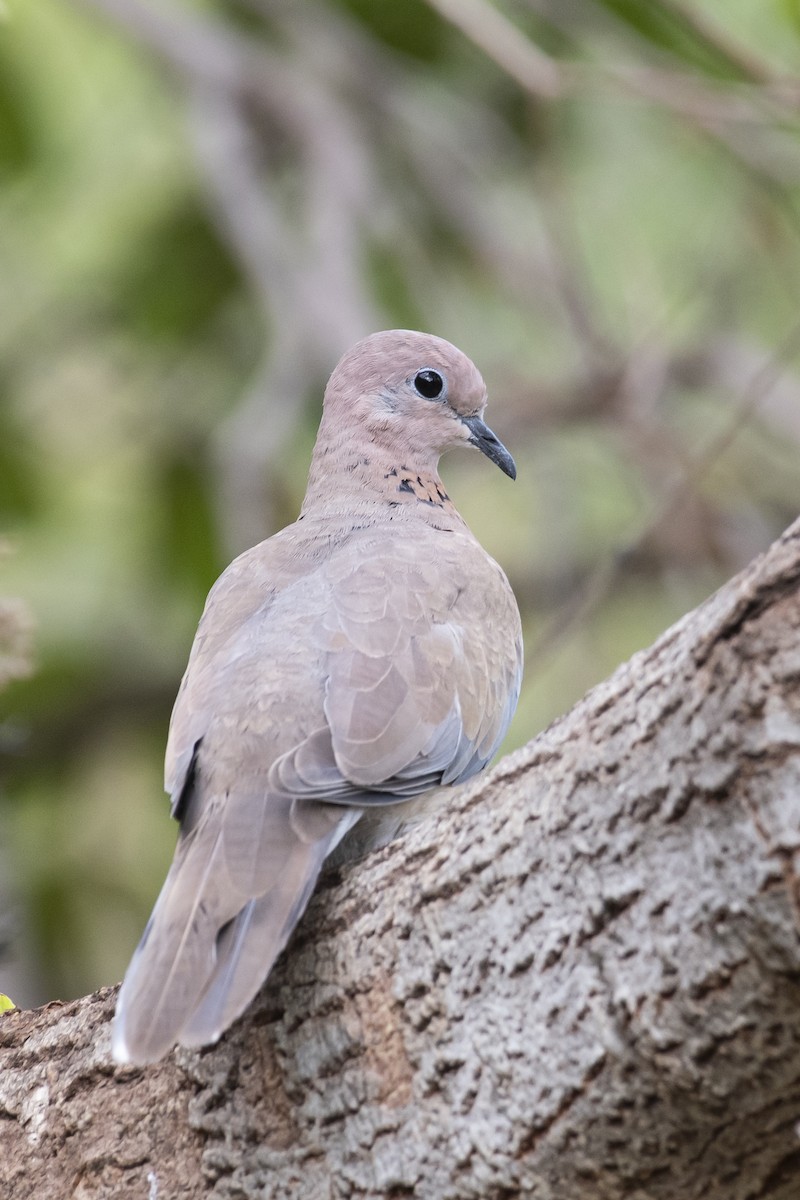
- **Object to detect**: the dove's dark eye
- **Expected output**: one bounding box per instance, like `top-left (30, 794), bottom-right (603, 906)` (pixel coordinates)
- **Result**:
top-left (413, 369), bottom-right (445, 400)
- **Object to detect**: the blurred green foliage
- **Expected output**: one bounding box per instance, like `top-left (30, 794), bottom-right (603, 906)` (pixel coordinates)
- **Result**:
top-left (2, 0), bottom-right (800, 1006)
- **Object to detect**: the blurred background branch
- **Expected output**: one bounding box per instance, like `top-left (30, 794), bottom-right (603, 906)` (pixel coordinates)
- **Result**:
top-left (2, 0), bottom-right (800, 1006)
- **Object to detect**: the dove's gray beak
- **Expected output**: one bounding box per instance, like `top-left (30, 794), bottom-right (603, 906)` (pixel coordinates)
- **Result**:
top-left (462, 415), bottom-right (516, 480)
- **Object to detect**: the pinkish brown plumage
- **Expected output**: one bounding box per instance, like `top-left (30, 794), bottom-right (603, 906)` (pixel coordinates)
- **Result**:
top-left (113, 331), bottom-right (522, 1064)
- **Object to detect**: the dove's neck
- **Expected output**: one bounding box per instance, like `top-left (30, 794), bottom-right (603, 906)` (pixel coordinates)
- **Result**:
top-left (301, 426), bottom-right (465, 528)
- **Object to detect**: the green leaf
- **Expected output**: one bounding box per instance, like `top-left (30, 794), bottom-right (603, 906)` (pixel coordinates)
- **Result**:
top-left (153, 444), bottom-right (222, 597)
top-left (337, 0), bottom-right (446, 60)
top-left (116, 202), bottom-right (242, 343)
top-left (595, 0), bottom-right (757, 80)
top-left (0, 48), bottom-right (40, 175)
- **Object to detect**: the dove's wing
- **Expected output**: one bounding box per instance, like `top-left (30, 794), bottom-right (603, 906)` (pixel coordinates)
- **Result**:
top-left (270, 533), bottom-right (522, 805)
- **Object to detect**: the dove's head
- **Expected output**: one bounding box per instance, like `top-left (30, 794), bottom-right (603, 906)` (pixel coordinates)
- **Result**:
top-left (322, 330), bottom-right (516, 480)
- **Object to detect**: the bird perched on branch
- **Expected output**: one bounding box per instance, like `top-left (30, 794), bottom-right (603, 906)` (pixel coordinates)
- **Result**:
top-left (113, 330), bottom-right (522, 1065)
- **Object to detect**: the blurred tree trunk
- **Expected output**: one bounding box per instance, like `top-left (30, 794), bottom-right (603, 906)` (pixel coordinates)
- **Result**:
top-left (2, 519), bottom-right (800, 1200)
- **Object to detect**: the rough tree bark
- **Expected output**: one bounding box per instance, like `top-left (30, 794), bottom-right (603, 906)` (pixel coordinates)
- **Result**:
top-left (2, 518), bottom-right (800, 1200)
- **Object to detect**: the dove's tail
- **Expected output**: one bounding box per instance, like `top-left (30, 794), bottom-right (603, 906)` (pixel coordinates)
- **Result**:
top-left (112, 799), bottom-right (360, 1065)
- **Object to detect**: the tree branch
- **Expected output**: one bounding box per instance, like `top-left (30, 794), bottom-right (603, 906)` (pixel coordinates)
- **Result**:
top-left (3, 517), bottom-right (800, 1197)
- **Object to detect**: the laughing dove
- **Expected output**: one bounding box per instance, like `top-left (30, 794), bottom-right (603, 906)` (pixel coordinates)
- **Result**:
top-left (112, 330), bottom-right (523, 1065)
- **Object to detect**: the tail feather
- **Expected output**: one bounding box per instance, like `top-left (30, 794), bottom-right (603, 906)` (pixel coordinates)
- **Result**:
top-left (112, 800), bottom-right (359, 1065)
top-left (180, 856), bottom-right (320, 1046)
top-left (113, 822), bottom-right (231, 1064)
top-left (181, 805), bottom-right (361, 1047)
